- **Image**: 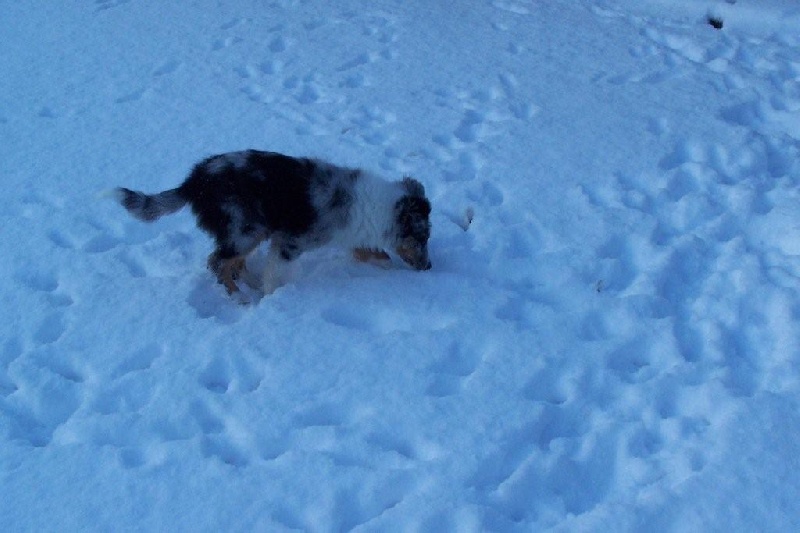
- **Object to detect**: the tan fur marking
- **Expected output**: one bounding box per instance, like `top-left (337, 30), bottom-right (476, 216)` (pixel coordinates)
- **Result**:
top-left (353, 248), bottom-right (391, 265)
top-left (208, 253), bottom-right (247, 294)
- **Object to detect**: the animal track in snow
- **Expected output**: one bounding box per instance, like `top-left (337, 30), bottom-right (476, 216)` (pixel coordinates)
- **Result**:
top-left (493, 0), bottom-right (532, 16)
top-left (198, 352), bottom-right (263, 394)
top-left (226, 11), bottom-right (404, 151)
top-left (337, 52), bottom-right (377, 73)
top-left (432, 74), bottom-right (537, 188)
top-left (468, 401), bottom-right (610, 522)
top-left (46, 215), bottom-right (124, 254)
top-left (524, 363), bottom-right (575, 406)
top-left (568, 41), bottom-right (799, 501)
top-left (365, 430), bottom-right (425, 462)
top-left (270, 35), bottom-right (291, 54)
top-left (199, 357), bottom-right (231, 394)
top-left (90, 377), bottom-right (154, 416)
top-left (16, 268), bottom-right (60, 294)
top-left (578, 131), bottom-right (794, 470)
top-left (33, 312), bottom-right (67, 345)
top-left (94, 0), bottom-right (130, 12)
top-left (321, 303), bottom-right (454, 335)
top-left (152, 59), bottom-right (181, 77)
top-left (114, 56), bottom-right (183, 104)
top-left (635, 13), bottom-right (800, 145)
top-left (426, 343), bottom-right (483, 398)
top-left (190, 400), bottom-right (251, 467)
top-left (293, 401), bottom-right (347, 429)
top-left (2, 345), bottom-right (84, 447)
top-left (186, 279), bottom-right (247, 323)
top-left (112, 343), bottom-right (163, 379)
top-left (115, 87), bottom-right (148, 105)
top-left (339, 105), bottom-right (396, 148)
top-left (211, 36), bottom-right (242, 52)
top-left (0, 339), bottom-right (23, 397)
top-left (37, 106), bottom-right (58, 119)
top-left (467, 180), bottom-right (504, 207)
top-left (15, 268), bottom-right (76, 347)
top-left (219, 17), bottom-right (246, 31)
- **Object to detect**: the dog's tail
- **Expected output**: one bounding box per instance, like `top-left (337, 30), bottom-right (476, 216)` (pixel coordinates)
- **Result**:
top-left (112, 187), bottom-right (187, 222)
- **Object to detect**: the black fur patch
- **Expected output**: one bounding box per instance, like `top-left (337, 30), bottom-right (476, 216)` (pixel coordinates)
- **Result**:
top-left (395, 196), bottom-right (432, 241)
top-left (394, 192), bottom-right (432, 270)
top-left (177, 151), bottom-right (318, 259)
top-left (401, 176), bottom-right (426, 198)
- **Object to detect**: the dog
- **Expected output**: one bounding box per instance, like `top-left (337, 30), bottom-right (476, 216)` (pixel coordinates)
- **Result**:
top-left (113, 150), bottom-right (432, 295)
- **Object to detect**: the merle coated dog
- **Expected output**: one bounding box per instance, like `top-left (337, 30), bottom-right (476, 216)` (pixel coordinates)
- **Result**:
top-left (114, 150), bottom-right (432, 295)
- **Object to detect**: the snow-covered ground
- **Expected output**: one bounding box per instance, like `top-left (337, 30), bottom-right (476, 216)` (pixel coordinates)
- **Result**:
top-left (2, 0), bottom-right (799, 530)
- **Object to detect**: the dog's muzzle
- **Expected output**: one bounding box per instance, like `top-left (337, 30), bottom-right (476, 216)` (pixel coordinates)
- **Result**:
top-left (396, 243), bottom-right (431, 271)
top-left (412, 253), bottom-right (431, 271)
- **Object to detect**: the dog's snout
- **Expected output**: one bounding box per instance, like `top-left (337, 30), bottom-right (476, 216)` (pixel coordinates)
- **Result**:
top-left (412, 255), bottom-right (431, 271)
top-left (397, 243), bottom-right (432, 272)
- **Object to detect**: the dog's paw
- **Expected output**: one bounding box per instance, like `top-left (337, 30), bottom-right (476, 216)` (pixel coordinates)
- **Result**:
top-left (261, 275), bottom-right (286, 296)
top-left (237, 268), bottom-right (262, 291)
top-left (233, 283), bottom-right (267, 305)
top-left (230, 289), bottom-right (254, 306)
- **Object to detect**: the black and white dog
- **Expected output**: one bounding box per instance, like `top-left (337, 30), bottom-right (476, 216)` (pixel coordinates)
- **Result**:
top-left (114, 150), bottom-right (432, 295)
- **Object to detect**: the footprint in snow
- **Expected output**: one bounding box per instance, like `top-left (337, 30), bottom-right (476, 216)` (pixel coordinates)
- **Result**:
top-left (152, 59), bottom-right (181, 77)
top-left (112, 342), bottom-right (163, 379)
top-left (94, 0), bottom-right (130, 12)
top-left (425, 345), bottom-right (483, 398)
top-left (2, 346), bottom-right (84, 447)
top-left (198, 352), bottom-right (263, 395)
top-left (321, 303), bottom-right (454, 335)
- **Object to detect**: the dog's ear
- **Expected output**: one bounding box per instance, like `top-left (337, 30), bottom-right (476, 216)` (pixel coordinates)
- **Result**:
top-left (401, 177), bottom-right (426, 198)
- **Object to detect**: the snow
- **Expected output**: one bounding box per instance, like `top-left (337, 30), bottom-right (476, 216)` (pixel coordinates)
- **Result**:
top-left (1, 0), bottom-right (799, 530)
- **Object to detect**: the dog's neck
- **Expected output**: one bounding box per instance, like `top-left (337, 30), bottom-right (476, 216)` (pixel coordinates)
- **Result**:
top-left (343, 172), bottom-right (403, 249)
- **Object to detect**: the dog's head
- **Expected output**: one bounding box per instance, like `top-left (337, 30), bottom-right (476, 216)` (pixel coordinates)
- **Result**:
top-left (394, 177), bottom-right (432, 271)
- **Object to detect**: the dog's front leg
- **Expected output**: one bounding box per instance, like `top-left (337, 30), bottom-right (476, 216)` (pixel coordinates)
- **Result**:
top-left (208, 252), bottom-right (245, 294)
top-left (353, 247), bottom-right (391, 268)
top-left (262, 238), bottom-right (299, 295)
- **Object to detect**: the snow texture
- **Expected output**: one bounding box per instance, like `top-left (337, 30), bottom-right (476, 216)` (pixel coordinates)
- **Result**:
top-left (1, 0), bottom-right (799, 531)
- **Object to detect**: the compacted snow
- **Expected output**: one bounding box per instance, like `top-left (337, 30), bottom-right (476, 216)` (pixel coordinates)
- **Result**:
top-left (1, 0), bottom-right (799, 531)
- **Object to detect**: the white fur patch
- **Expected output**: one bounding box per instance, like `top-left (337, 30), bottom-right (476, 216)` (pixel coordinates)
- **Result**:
top-left (205, 151), bottom-right (251, 174)
top-left (333, 171), bottom-right (403, 249)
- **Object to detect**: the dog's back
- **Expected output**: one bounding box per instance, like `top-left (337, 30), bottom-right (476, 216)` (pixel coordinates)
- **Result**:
top-left (115, 150), bottom-right (321, 233)
top-left (181, 150), bottom-right (319, 238)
